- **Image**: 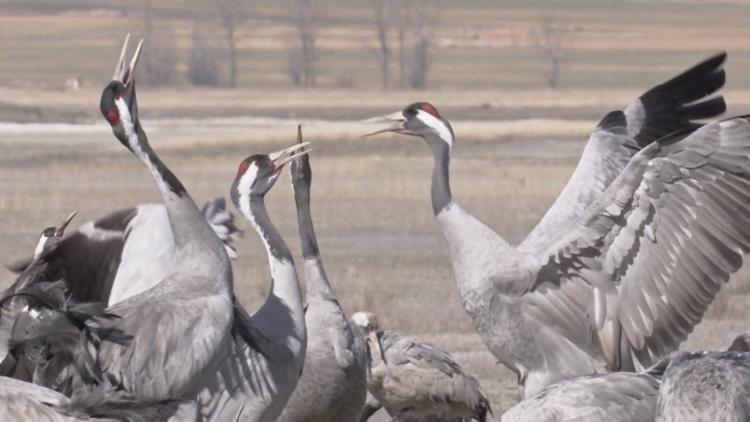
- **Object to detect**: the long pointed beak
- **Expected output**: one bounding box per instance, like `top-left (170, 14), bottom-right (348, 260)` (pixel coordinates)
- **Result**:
top-left (269, 141), bottom-right (312, 168)
top-left (112, 33), bottom-right (144, 86)
top-left (54, 211), bottom-right (78, 238)
top-left (292, 125), bottom-right (310, 166)
top-left (368, 331), bottom-right (386, 364)
top-left (362, 111), bottom-right (407, 137)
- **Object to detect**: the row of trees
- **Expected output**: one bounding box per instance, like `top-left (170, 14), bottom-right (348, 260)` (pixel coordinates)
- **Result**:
top-left (134, 1), bottom-right (575, 90)
top-left (134, 0), bottom-right (441, 90)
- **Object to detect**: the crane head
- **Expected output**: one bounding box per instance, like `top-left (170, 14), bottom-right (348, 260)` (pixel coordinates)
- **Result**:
top-left (364, 102), bottom-right (454, 151)
top-left (289, 125), bottom-right (313, 195)
top-left (231, 142), bottom-right (312, 208)
top-left (100, 33), bottom-right (143, 150)
top-left (351, 311), bottom-right (385, 363)
top-left (32, 211), bottom-right (77, 261)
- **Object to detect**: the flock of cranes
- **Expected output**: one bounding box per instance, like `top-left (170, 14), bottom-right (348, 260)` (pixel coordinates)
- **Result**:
top-left (1, 34), bottom-right (750, 421)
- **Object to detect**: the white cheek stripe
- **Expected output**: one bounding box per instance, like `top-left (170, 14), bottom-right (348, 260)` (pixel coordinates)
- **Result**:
top-left (33, 236), bottom-right (48, 260)
top-left (416, 110), bottom-right (453, 150)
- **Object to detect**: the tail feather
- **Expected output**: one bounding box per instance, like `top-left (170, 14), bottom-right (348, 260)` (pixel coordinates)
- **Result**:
top-left (202, 197), bottom-right (242, 259)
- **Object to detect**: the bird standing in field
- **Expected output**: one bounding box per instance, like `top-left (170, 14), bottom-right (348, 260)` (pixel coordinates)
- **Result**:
top-left (52, 34), bottom-right (238, 409)
top-left (352, 311), bottom-right (491, 422)
top-left (276, 127), bottom-right (368, 421)
top-left (195, 142), bottom-right (310, 421)
top-left (366, 53), bottom-right (750, 400)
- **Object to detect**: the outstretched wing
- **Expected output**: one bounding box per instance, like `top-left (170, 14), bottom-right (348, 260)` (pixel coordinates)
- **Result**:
top-left (7, 199), bottom-right (241, 305)
top-left (528, 117), bottom-right (750, 370)
top-left (519, 53), bottom-right (726, 257)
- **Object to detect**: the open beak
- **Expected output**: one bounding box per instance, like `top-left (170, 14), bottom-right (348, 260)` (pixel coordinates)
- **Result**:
top-left (54, 211), bottom-right (78, 238)
top-left (112, 33), bottom-right (143, 86)
top-left (269, 141), bottom-right (312, 172)
top-left (362, 111), bottom-right (407, 137)
top-left (291, 125), bottom-right (311, 169)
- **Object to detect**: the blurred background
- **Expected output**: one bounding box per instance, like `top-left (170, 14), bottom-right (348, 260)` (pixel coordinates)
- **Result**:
top-left (2, 0), bottom-right (750, 419)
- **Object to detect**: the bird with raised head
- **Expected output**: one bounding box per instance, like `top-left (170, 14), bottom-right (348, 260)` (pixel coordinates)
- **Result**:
top-left (276, 126), bottom-right (368, 422)
top-left (365, 53), bottom-right (750, 402)
top-left (195, 141), bottom-right (310, 421)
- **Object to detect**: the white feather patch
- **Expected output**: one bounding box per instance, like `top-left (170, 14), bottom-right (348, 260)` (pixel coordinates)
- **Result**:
top-left (415, 109), bottom-right (453, 150)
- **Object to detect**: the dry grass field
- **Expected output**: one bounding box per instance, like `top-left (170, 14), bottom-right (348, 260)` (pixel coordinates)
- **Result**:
top-left (4, 1), bottom-right (750, 420)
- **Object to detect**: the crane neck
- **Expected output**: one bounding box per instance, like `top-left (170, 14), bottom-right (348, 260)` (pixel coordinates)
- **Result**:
top-left (429, 137), bottom-right (453, 215)
top-left (293, 185), bottom-right (319, 260)
top-left (293, 183), bottom-right (335, 299)
top-left (246, 195), bottom-right (294, 263)
top-left (125, 120), bottom-right (221, 259)
top-left (241, 194), bottom-right (303, 314)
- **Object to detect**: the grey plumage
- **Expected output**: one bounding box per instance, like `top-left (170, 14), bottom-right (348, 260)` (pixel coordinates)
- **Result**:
top-left (352, 311), bottom-right (491, 422)
top-left (80, 34), bottom-right (236, 405)
top-left (368, 54), bottom-right (750, 398)
top-left (655, 351), bottom-right (750, 422)
top-left (276, 127), bottom-right (368, 422)
top-left (195, 145), bottom-right (310, 421)
top-left (502, 372), bottom-right (659, 422)
top-left (6, 198), bottom-right (240, 306)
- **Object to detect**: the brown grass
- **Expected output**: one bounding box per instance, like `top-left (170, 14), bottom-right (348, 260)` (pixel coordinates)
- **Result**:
top-left (2, 114), bottom-right (749, 420)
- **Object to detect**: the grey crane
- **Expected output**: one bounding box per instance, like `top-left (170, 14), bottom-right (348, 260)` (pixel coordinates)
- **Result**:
top-left (276, 127), bottom-right (368, 422)
top-left (193, 143), bottom-right (310, 421)
top-left (366, 54), bottom-right (750, 398)
top-left (655, 351), bottom-right (750, 422)
top-left (0, 281), bottom-right (189, 420)
top-left (52, 34), bottom-right (237, 406)
top-left (4, 211), bottom-right (77, 295)
top-left (351, 311), bottom-right (491, 422)
top-left (501, 371), bottom-right (659, 422)
top-left (6, 198), bottom-right (239, 306)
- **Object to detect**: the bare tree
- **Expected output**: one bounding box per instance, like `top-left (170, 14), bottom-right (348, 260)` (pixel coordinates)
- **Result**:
top-left (406, 0), bottom-right (438, 90)
top-left (396, 3), bottom-right (408, 89)
top-left (288, 0), bottom-right (319, 87)
top-left (530, 19), bottom-right (579, 89)
top-left (217, 0), bottom-right (246, 88)
top-left (188, 19), bottom-right (220, 87)
top-left (370, 0), bottom-right (391, 90)
top-left (134, 5), bottom-right (178, 86)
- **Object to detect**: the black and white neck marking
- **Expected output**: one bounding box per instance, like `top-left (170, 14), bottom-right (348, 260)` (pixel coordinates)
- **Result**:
top-left (232, 160), bottom-right (293, 263)
top-left (112, 90), bottom-right (186, 198)
top-left (403, 103), bottom-right (455, 214)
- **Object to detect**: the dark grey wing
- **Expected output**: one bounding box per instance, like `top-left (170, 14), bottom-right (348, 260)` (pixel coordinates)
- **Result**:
top-left (35, 207), bottom-right (137, 303)
top-left (1, 281), bottom-right (131, 391)
top-left (527, 117), bottom-right (750, 371)
top-left (657, 351), bottom-right (750, 421)
top-left (7, 199), bottom-right (239, 305)
top-left (519, 53), bottom-right (726, 256)
top-left (502, 372), bottom-right (658, 422)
